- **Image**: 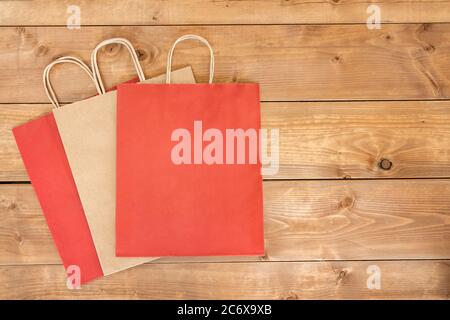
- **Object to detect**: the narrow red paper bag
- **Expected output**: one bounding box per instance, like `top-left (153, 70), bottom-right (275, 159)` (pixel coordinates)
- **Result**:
top-left (116, 35), bottom-right (265, 257)
top-left (12, 57), bottom-right (105, 284)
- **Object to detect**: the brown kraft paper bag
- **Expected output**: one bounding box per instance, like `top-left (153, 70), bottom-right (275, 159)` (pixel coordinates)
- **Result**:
top-left (53, 38), bottom-right (196, 275)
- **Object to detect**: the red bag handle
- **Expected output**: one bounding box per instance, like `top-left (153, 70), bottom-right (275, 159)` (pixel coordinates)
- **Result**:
top-left (166, 34), bottom-right (215, 84)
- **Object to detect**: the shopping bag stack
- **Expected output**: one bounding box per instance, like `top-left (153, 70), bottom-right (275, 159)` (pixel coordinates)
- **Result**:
top-left (13, 35), bottom-right (264, 285)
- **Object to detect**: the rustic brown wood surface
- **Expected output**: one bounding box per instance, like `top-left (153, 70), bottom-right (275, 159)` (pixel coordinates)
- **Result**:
top-left (1, 0), bottom-right (450, 25)
top-left (1, 261), bottom-right (449, 299)
top-left (1, 25), bottom-right (450, 102)
top-left (0, 0), bottom-right (449, 299)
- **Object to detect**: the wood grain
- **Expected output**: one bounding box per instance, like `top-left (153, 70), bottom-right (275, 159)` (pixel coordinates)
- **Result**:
top-left (262, 101), bottom-right (450, 179)
top-left (1, 180), bottom-right (449, 265)
top-left (1, 25), bottom-right (450, 103)
top-left (1, 0), bottom-right (450, 25)
top-left (2, 101), bottom-right (450, 181)
top-left (0, 260), bottom-right (448, 299)
top-left (1, 1), bottom-right (449, 301)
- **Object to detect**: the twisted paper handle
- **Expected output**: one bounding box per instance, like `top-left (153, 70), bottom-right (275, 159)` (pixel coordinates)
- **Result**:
top-left (43, 56), bottom-right (101, 108)
top-left (91, 38), bottom-right (146, 94)
top-left (166, 34), bottom-right (214, 84)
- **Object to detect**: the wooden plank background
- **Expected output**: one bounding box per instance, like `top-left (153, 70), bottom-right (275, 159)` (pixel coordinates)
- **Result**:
top-left (0, 0), bottom-right (449, 299)
top-left (1, 0), bottom-right (450, 25)
top-left (2, 25), bottom-right (450, 102)
top-left (1, 261), bottom-right (449, 299)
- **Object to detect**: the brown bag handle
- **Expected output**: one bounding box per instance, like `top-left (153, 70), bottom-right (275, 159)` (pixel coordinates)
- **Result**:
top-left (91, 38), bottom-right (146, 94)
top-left (166, 34), bottom-right (214, 84)
top-left (43, 56), bottom-right (101, 108)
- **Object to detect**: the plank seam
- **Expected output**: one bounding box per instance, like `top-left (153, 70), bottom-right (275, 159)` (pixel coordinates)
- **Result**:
top-left (4, 177), bottom-right (450, 184)
top-left (3, 98), bottom-right (450, 105)
top-left (2, 22), bottom-right (450, 27)
top-left (1, 258), bottom-right (449, 267)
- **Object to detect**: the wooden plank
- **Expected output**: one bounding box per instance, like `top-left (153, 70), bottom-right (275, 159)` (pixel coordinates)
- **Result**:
top-left (263, 101), bottom-right (450, 179)
top-left (0, 260), bottom-right (449, 299)
top-left (1, 0), bottom-right (450, 25)
top-left (1, 180), bottom-right (449, 265)
top-left (1, 25), bottom-right (450, 103)
top-left (2, 101), bottom-right (450, 181)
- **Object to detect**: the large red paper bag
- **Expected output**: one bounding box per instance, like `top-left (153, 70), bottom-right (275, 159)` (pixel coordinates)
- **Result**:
top-left (13, 57), bottom-right (103, 284)
top-left (116, 35), bottom-right (265, 257)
